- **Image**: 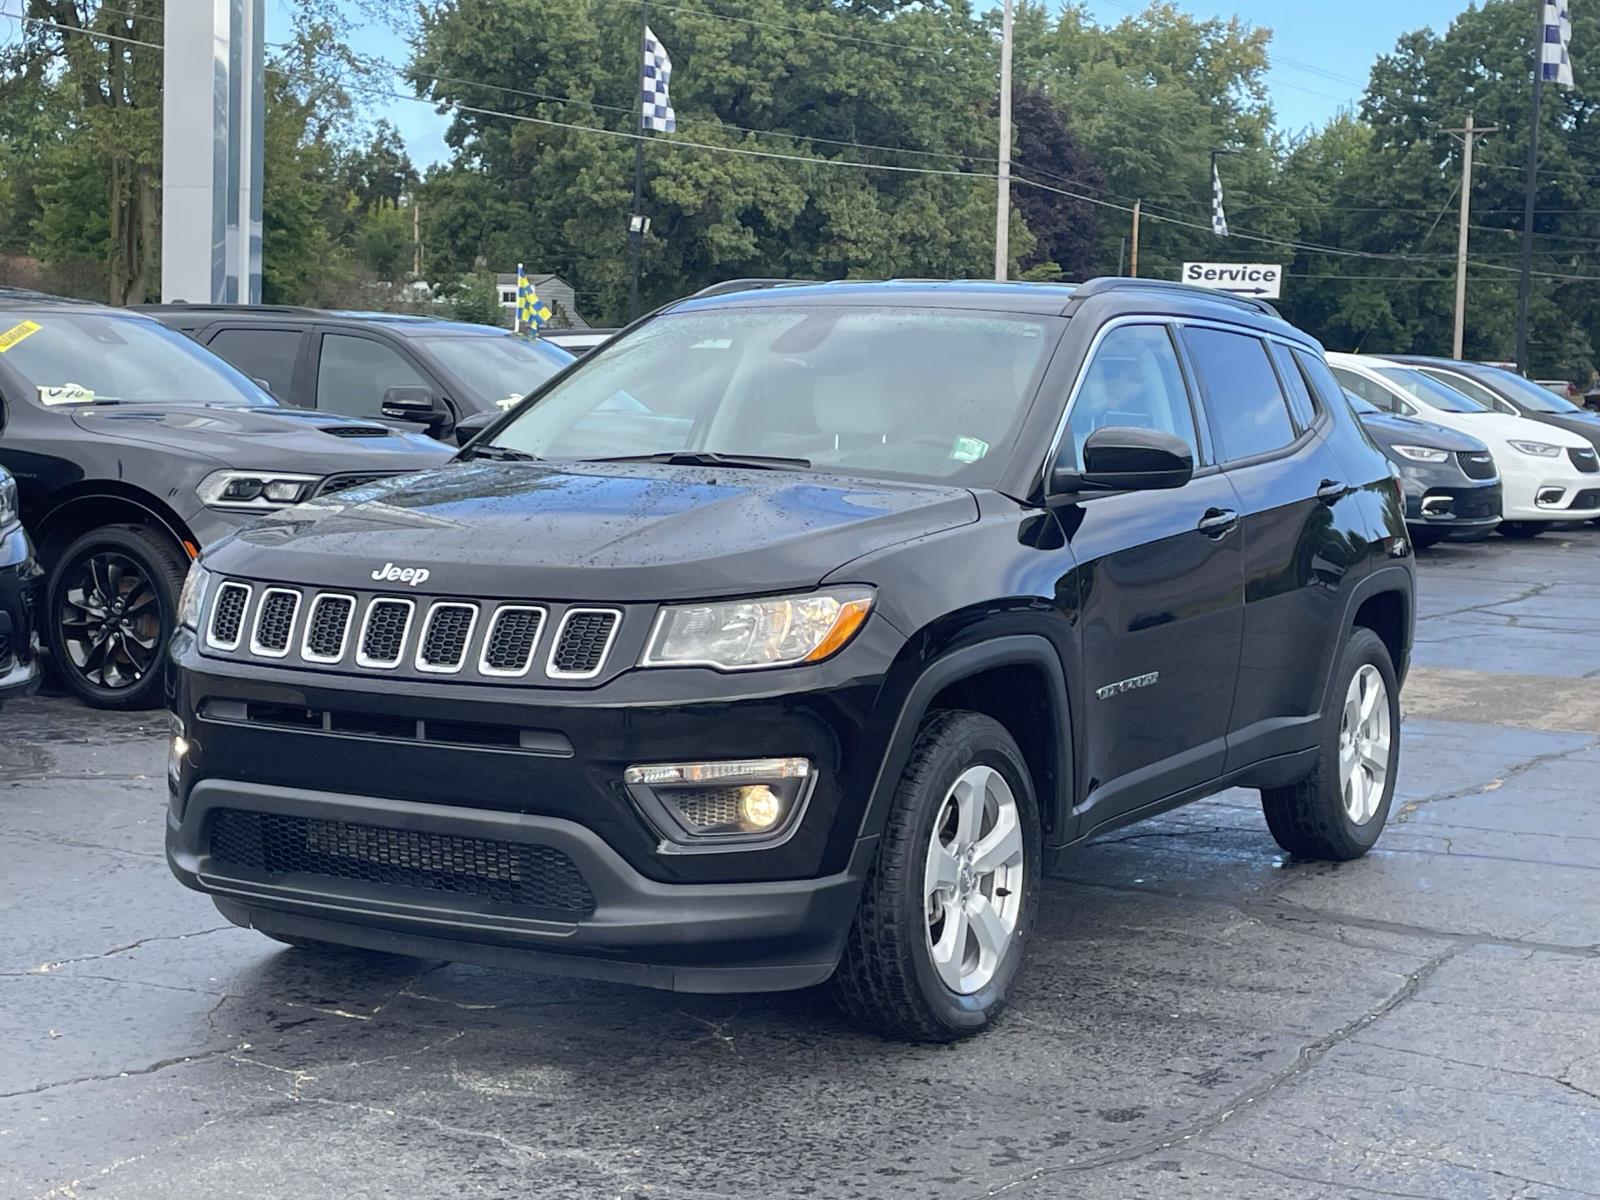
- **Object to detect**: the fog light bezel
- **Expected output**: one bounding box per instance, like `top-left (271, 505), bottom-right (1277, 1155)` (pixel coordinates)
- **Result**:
top-left (623, 757), bottom-right (817, 853)
top-left (1537, 486), bottom-right (1567, 507)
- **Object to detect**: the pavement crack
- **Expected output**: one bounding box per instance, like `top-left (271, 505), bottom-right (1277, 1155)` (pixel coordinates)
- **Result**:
top-left (22, 925), bottom-right (235, 975)
top-left (1393, 736), bottom-right (1600, 818)
top-left (965, 946), bottom-right (1462, 1198)
top-left (1191, 1147), bottom-right (1450, 1199)
top-left (0, 1043), bottom-right (239, 1101)
top-left (1351, 1039), bottom-right (1600, 1105)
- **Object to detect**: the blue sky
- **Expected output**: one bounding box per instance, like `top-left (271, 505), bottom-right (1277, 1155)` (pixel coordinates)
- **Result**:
top-left (266, 0), bottom-right (1473, 168)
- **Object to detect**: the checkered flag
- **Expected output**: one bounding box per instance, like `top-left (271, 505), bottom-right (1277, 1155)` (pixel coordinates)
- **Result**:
top-left (641, 26), bottom-right (676, 133)
top-left (1211, 160), bottom-right (1229, 238)
top-left (1543, 2), bottom-right (1575, 89)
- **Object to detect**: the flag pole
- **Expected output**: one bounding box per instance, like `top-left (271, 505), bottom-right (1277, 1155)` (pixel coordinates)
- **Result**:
top-left (1516, 0), bottom-right (1547, 375)
top-left (628, 1), bottom-right (648, 323)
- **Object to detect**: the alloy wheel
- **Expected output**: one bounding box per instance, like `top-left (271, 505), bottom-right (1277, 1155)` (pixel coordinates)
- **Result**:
top-left (58, 550), bottom-right (162, 691)
top-left (924, 764), bottom-right (1026, 995)
top-left (1338, 664), bottom-right (1391, 825)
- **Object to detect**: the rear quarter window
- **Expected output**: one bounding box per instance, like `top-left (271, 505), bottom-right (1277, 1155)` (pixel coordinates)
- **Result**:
top-left (1182, 327), bottom-right (1298, 462)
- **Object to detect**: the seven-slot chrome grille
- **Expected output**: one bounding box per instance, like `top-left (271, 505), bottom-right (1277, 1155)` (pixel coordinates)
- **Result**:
top-left (203, 580), bottom-right (624, 685)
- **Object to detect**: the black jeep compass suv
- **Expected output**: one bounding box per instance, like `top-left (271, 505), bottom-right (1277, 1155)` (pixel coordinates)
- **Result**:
top-left (167, 278), bottom-right (1414, 1041)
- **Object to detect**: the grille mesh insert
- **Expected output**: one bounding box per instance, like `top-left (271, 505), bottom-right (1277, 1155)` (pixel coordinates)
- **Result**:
top-left (551, 611), bottom-right (618, 676)
top-left (253, 591), bottom-right (298, 653)
top-left (419, 605), bottom-right (475, 670)
top-left (482, 608), bottom-right (544, 674)
top-left (361, 600), bottom-right (411, 665)
top-left (210, 584), bottom-right (249, 647)
top-left (209, 810), bottom-right (596, 916)
top-left (305, 596), bottom-right (354, 660)
top-left (1457, 451), bottom-right (1496, 481)
top-left (1570, 448), bottom-right (1599, 474)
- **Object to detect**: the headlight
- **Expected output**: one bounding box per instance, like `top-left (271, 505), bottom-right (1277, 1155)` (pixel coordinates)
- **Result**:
top-left (1508, 440), bottom-right (1561, 457)
top-left (641, 587), bottom-right (874, 671)
top-left (1391, 445), bottom-right (1450, 464)
top-left (197, 470), bottom-right (321, 510)
top-left (177, 562), bottom-right (212, 631)
top-left (0, 472), bottom-right (16, 526)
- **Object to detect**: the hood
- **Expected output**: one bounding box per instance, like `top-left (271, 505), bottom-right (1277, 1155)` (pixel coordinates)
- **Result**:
top-left (69, 404), bottom-right (453, 472)
top-left (202, 461), bottom-right (981, 602)
top-left (1358, 411), bottom-right (1486, 452)
top-left (1519, 410), bottom-right (1600, 448)
top-left (1445, 410), bottom-right (1596, 449)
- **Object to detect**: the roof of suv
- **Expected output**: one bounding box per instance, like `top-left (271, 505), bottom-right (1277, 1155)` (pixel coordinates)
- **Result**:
top-left (132, 304), bottom-right (514, 338)
top-left (671, 276), bottom-right (1291, 329)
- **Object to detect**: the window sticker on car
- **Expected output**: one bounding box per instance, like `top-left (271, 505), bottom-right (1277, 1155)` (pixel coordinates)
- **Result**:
top-left (496, 395), bottom-right (520, 411)
top-left (38, 383), bottom-right (95, 406)
top-left (950, 435), bottom-right (990, 463)
top-left (0, 320), bottom-right (42, 353)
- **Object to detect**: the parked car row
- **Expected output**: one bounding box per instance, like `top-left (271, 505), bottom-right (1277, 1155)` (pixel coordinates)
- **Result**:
top-left (1330, 353), bottom-right (1600, 542)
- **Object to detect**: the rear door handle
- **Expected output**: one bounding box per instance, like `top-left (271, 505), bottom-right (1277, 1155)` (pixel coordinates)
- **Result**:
top-left (1197, 507), bottom-right (1239, 538)
top-left (1317, 479), bottom-right (1348, 504)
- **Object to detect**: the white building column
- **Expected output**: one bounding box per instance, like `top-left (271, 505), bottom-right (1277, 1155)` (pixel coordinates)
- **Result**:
top-left (161, 0), bottom-right (263, 303)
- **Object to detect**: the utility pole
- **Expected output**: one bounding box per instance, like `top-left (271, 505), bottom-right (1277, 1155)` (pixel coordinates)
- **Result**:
top-left (1516, 0), bottom-right (1546, 374)
top-left (1129, 200), bottom-right (1142, 278)
top-left (1444, 114), bottom-right (1496, 359)
top-left (993, 0), bottom-right (1014, 281)
top-left (412, 199), bottom-right (422, 279)
top-left (628, 1), bottom-right (649, 321)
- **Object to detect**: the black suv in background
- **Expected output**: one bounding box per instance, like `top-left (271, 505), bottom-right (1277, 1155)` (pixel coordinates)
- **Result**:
top-left (139, 305), bottom-right (575, 443)
top-left (167, 278), bottom-right (1414, 1042)
top-left (0, 465), bottom-right (41, 711)
top-left (0, 292), bottom-right (452, 709)
top-left (1344, 390), bottom-right (1501, 545)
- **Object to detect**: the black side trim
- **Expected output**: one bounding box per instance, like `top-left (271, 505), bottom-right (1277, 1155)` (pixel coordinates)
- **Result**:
top-left (858, 635), bottom-right (1075, 846)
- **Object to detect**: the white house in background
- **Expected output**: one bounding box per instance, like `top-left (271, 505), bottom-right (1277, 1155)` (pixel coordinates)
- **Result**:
top-left (495, 272), bottom-right (590, 328)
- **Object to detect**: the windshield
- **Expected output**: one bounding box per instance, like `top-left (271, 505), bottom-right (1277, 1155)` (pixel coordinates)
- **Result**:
top-left (418, 333), bottom-right (573, 410)
top-left (0, 311), bottom-right (276, 407)
top-left (486, 305), bottom-right (1064, 484)
top-left (1372, 366), bottom-right (1488, 413)
top-left (1474, 365), bottom-right (1586, 414)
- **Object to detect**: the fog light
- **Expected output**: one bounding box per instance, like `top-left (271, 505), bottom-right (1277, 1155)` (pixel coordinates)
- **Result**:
top-left (1537, 487), bottom-right (1566, 506)
top-left (168, 715), bottom-right (190, 789)
top-left (1420, 494), bottom-right (1454, 517)
top-left (738, 785), bottom-right (783, 831)
top-left (624, 757), bottom-right (814, 845)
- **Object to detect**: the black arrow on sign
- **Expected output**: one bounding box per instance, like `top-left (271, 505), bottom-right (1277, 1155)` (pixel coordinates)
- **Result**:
top-left (1217, 286), bottom-right (1272, 295)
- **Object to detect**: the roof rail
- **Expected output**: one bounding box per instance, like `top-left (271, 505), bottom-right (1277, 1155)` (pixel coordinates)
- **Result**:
top-left (1067, 277), bottom-right (1280, 318)
top-left (691, 278), bottom-right (821, 299)
top-left (131, 302), bottom-right (324, 315)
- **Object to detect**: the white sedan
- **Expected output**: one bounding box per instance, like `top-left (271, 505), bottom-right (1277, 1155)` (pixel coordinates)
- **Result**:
top-left (1327, 353), bottom-right (1600, 537)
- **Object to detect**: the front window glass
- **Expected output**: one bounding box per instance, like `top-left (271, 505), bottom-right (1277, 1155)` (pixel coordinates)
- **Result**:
top-left (1064, 324), bottom-right (1199, 465)
top-left (487, 306), bottom-right (1065, 484)
top-left (316, 334), bottom-right (429, 418)
top-left (418, 334), bottom-right (572, 410)
top-left (1372, 366), bottom-right (1488, 413)
top-left (0, 312), bottom-right (276, 407)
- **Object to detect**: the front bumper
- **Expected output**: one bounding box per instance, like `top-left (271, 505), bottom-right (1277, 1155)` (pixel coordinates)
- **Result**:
top-left (1401, 477), bottom-right (1502, 538)
top-left (1497, 459), bottom-right (1600, 522)
top-left (167, 780), bottom-right (873, 992)
top-left (0, 524), bottom-right (42, 701)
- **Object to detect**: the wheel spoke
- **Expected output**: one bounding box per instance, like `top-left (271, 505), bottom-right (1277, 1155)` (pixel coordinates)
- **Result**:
top-left (925, 843), bottom-right (961, 897)
top-left (124, 586), bottom-right (158, 614)
top-left (970, 806), bottom-right (1023, 876)
top-left (1358, 671), bottom-right (1381, 724)
top-left (952, 767), bottom-right (993, 849)
top-left (966, 895), bottom-right (1011, 971)
top-left (929, 901), bottom-right (968, 991)
top-left (1360, 739), bottom-right (1388, 778)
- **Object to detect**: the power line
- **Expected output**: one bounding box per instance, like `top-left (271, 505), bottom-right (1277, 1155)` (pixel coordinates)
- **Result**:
top-left (599, 0), bottom-right (948, 57)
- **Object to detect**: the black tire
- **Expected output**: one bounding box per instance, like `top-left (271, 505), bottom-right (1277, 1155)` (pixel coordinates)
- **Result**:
top-left (45, 523), bottom-right (188, 710)
top-left (1498, 521), bottom-right (1547, 539)
top-left (832, 710), bottom-right (1042, 1042)
top-left (1261, 628), bottom-right (1400, 861)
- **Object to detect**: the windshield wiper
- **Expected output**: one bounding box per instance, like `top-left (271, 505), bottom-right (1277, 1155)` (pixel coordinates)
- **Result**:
top-left (582, 451), bottom-right (811, 470)
top-left (464, 444), bottom-right (543, 462)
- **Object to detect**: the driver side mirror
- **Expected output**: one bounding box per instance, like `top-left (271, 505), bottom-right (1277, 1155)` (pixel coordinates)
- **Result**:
top-left (381, 386), bottom-right (448, 433)
top-left (454, 411), bottom-right (496, 448)
top-left (1050, 427), bottom-right (1194, 495)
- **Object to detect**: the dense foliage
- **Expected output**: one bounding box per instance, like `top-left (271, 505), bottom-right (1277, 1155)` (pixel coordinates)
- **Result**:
top-left (2, 0), bottom-right (1599, 375)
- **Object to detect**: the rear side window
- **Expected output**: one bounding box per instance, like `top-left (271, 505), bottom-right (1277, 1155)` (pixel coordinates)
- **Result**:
top-left (1064, 324), bottom-right (1200, 467)
top-left (1183, 328), bottom-right (1297, 462)
top-left (1291, 349), bottom-right (1350, 418)
top-left (1270, 343), bottom-right (1318, 429)
top-left (207, 328), bottom-right (301, 401)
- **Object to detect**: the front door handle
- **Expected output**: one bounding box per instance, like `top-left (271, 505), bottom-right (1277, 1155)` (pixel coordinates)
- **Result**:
top-left (1197, 507), bottom-right (1239, 538)
top-left (1317, 479), bottom-right (1349, 504)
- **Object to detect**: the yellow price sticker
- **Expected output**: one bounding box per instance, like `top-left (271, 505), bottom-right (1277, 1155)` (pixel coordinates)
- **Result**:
top-left (0, 320), bottom-right (41, 353)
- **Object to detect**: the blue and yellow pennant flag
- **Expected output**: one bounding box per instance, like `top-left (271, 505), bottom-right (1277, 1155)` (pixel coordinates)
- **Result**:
top-left (516, 264), bottom-right (552, 332)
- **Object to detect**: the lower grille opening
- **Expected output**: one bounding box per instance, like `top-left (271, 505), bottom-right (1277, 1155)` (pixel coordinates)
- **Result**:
top-left (196, 698), bottom-right (573, 755)
top-left (209, 809), bottom-right (596, 917)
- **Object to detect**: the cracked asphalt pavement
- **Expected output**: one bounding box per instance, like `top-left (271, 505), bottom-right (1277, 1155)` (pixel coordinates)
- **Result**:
top-left (5, 532), bottom-right (1600, 1198)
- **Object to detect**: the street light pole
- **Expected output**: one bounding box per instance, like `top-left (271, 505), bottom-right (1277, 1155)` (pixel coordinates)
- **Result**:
top-left (993, 0), bottom-right (1014, 281)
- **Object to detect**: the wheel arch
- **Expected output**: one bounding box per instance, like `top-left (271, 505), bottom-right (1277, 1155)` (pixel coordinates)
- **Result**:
top-left (1326, 566), bottom-right (1414, 709)
top-left (34, 484), bottom-right (197, 565)
top-left (858, 634), bottom-right (1075, 847)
